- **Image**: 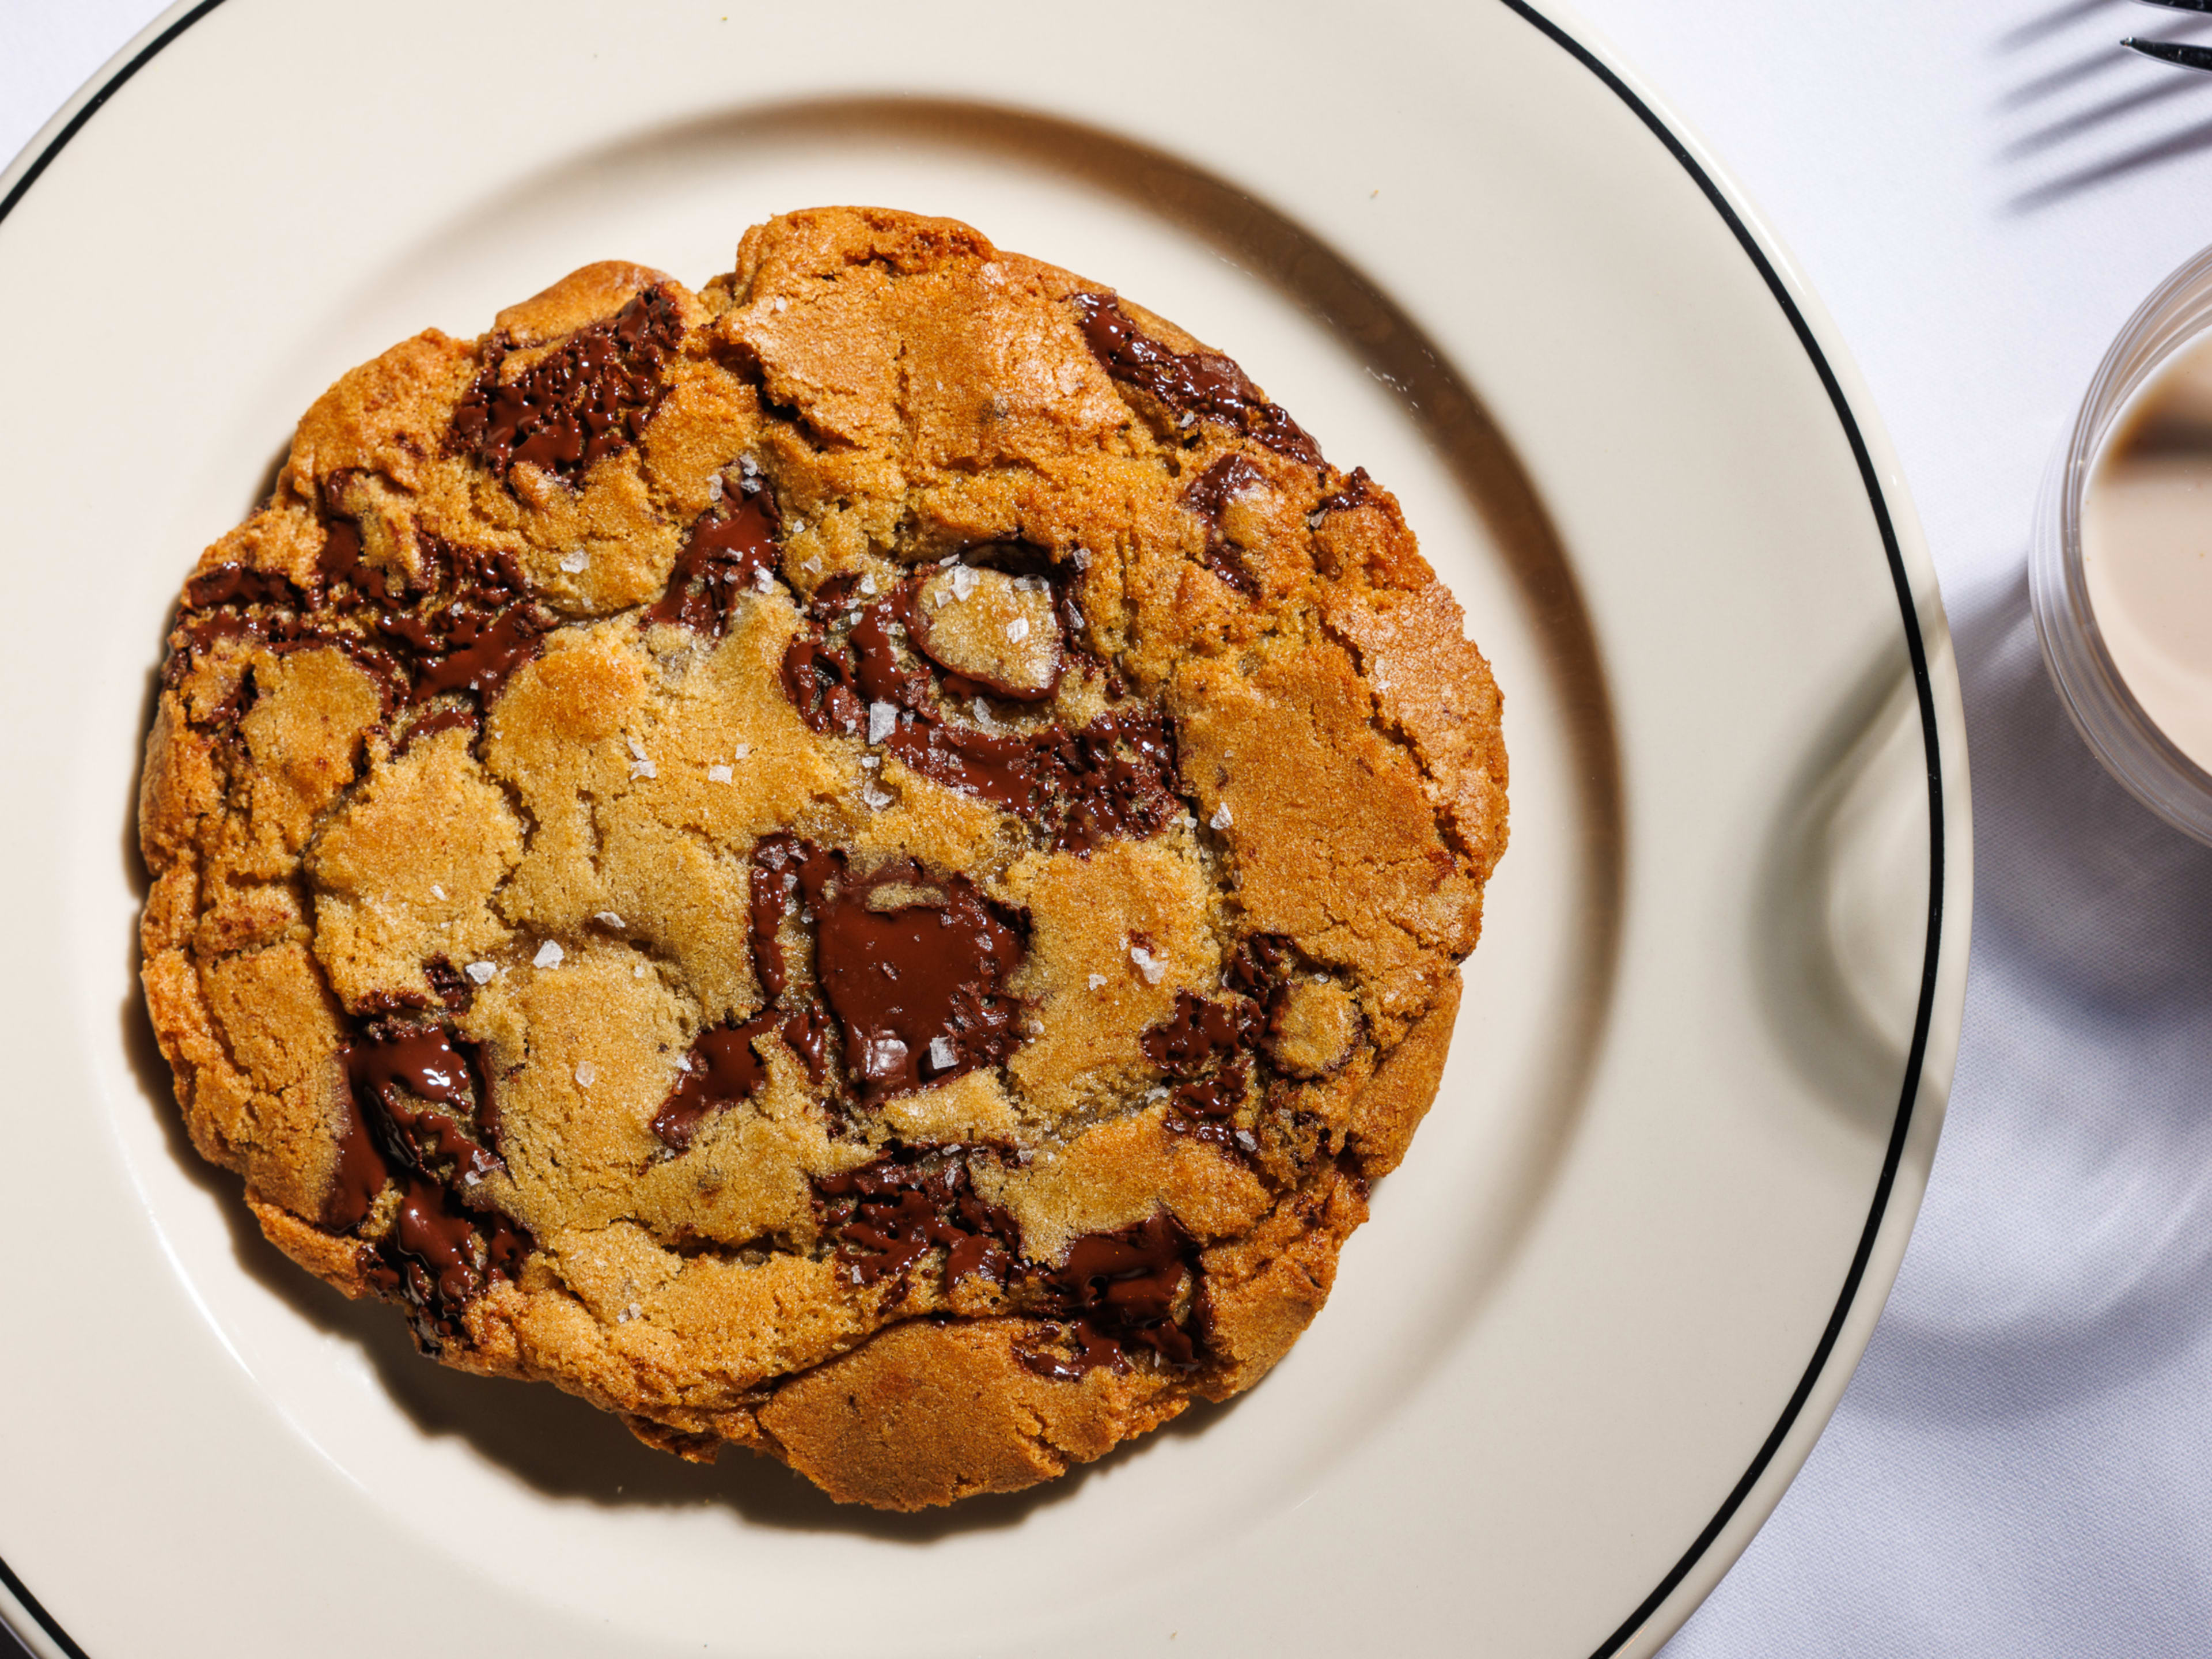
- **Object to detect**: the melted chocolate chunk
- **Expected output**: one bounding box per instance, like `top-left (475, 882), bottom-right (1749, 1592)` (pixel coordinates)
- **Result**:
top-left (1163, 1059), bottom-right (1256, 1156)
top-left (408, 604), bottom-right (547, 703)
top-left (885, 720), bottom-right (1044, 816)
top-left (1020, 1212), bottom-right (1199, 1375)
top-left (781, 630), bottom-right (866, 736)
top-left (646, 483), bottom-right (781, 636)
top-left (783, 1001), bottom-right (835, 1085)
top-left (1015, 1319), bottom-right (1128, 1382)
top-left (319, 513), bottom-right (365, 589)
top-left (184, 563), bottom-right (305, 612)
top-left (168, 517), bottom-right (548, 719)
top-left (1180, 454), bottom-right (1267, 599)
top-left (848, 592), bottom-right (935, 709)
top-left (1071, 291), bottom-right (1321, 466)
top-left (1171, 1058), bottom-right (1249, 1121)
top-left (424, 958), bottom-right (474, 1013)
top-left (393, 707), bottom-right (480, 757)
top-left (813, 865), bottom-right (1028, 1101)
top-left (317, 471), bottom-right (377, 593)
top-left (748, 833), bottom-right (843, 1001)
top-left (814, 1148), bottom-right (1019, 1289)
top-left (652, 1009), bottom-right (818, 1151)
top-left (1312, 465), bottom-right (1376, 521)
top-left (450, 286), bottom-right (683, 484)
top-left (324, 1090), bottom-right (391, 1232)
top-left (338, 1022), bottom-right (530, 1348)
top-left (771, 563), bottom-right (1180, 853)
top-left (341, 1027), bottom-right (501, 1186)
top-left (1045, 709), bottom-right (1180, 853)
top-left (1142, 988), bottom-right (1263, 1077)
top-left (749, 836), bottom-right (1032, 1102)
top-left (363, 540), bottom-right (552, 708)
top-left (1226, 931), bottom-right (1297, 1003)
top-left (365, 1174), bottom-right (530, 1350)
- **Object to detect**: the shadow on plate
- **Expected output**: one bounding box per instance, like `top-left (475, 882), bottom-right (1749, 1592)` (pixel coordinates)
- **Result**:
top-left (1747, 636), bottom-right (1936, 1138)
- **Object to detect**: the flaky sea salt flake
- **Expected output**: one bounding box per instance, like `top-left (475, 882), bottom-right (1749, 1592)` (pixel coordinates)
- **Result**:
top-left (1087, 973), bottom-right (1107, 991)
top-left (928, 1036), bottom-right (957, 1070)
top-left (559, 549), bottom-right (588, 574)
top-left (861, 783), bottom-right (893, 811)
top-left (1128, 944), bottom-right (1166, 985)
top-left (534, 941), bottom-right (565, 969)
top-left (465, 961), bottom-right (497, 984)
top-left (1005, 617), bottom-right (1030, 643)
top-left (949, 563), bottom-right (979, 601)
top-left (574, 1061), bottom-right (599, 1088)
top-left (868, 700), bottom-right (897, 744)
top-left (596, 911), bottom-right (624, 927)
top-left (430, 884), bottom-right (446, 900)
top-left (753, 564), bottom-right (776, 593)
top-left (1210, 804), bottom-right (1233, 830)
top-left (707, 764), bottom-right (733, 783)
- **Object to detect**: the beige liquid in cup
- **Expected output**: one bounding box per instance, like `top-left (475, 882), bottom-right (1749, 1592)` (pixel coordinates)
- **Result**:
top-left (2082, 332), bottom-right (2212, 774)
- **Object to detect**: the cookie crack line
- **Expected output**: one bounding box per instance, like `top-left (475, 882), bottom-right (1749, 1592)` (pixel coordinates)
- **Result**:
top-left (137, 206), bottom-right (1505, 1510)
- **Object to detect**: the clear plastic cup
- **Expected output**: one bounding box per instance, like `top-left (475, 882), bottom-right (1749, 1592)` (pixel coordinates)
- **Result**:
top-left (2031, 244), bottom-right (2212, 846)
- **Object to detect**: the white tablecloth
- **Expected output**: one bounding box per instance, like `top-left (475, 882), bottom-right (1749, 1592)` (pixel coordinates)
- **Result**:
top-left (9, 1), bottom-right (2211, 1652)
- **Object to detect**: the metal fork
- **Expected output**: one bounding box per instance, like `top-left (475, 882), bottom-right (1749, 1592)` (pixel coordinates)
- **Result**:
top-left (2127, 0), bottom-right (2212, 70)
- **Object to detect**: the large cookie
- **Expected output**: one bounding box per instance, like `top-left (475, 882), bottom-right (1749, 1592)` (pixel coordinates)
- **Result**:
top-left (137, 207), bottom-right (1508, 1509)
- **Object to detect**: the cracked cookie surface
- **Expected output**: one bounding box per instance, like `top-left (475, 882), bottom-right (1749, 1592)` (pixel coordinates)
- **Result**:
top-left (137, 206), bottom-right (1508, 1509)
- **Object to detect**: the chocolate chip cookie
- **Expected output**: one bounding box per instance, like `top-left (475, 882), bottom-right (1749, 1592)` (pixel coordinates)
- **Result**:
top-left (137, 207), bottom-right (1508, 1509)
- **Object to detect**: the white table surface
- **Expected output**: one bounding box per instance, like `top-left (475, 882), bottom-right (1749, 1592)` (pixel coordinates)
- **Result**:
top-left (8, 1), bottom-right (2211, 1653)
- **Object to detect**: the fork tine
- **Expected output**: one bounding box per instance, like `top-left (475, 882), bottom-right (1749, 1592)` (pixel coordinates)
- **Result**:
top-left (2137, 0), bottom-right (2212, 13)
top-left (2125, 35), bottom-right (2212, 67)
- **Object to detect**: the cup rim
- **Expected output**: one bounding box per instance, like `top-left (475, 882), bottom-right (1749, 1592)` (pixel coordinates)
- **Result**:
top-left (2029, 241), bottom-right (2212, 846)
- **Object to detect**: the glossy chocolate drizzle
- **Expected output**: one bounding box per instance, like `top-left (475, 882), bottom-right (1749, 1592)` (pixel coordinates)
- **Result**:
top-left (1070, 291), bottom-right (1321, 467)
top-left (450, 286), bottom-right (684, 484)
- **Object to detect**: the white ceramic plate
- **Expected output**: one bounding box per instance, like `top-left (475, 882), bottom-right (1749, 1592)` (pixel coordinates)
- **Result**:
top-left (0, 1), bottom-right (1969, 1654)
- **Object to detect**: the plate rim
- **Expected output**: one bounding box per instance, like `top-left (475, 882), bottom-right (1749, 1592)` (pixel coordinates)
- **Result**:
top-left (0, 3), bottom-right (1966, 1656)
top-left (1490, 4), bottom-right (1953, 1653)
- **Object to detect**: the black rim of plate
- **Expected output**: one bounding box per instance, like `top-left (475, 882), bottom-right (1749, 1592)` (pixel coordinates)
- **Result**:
top-left (0, 2), bottom-right (1945, 1656)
